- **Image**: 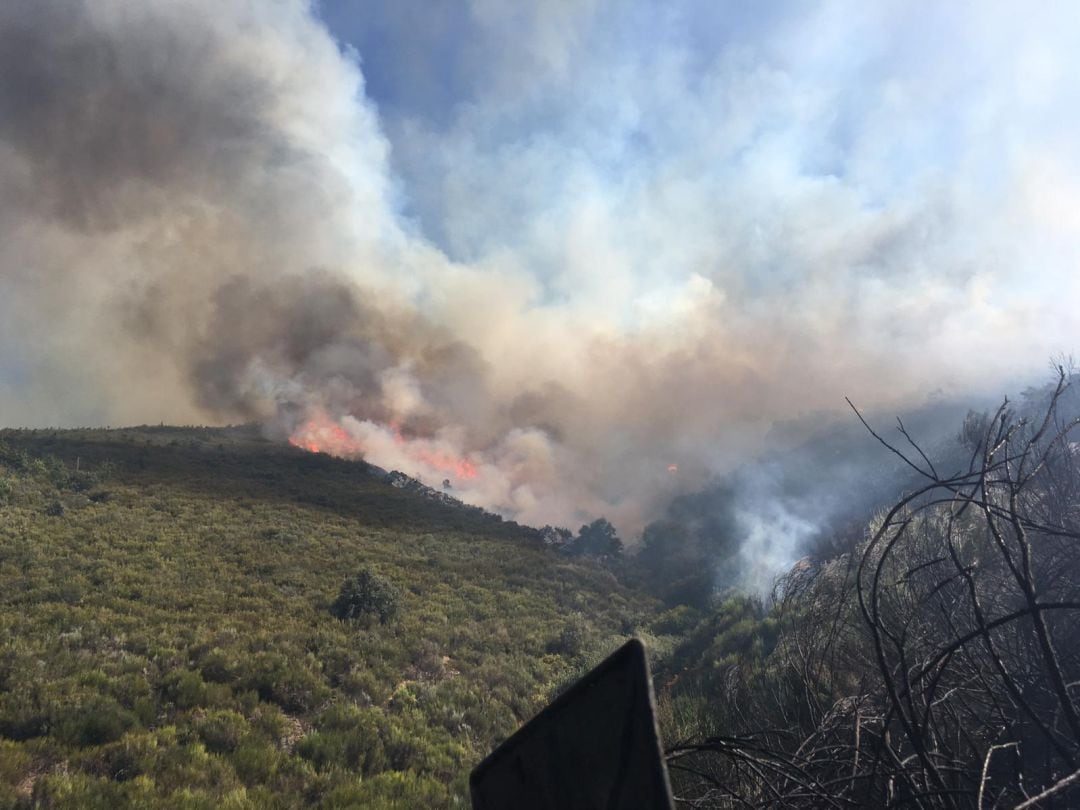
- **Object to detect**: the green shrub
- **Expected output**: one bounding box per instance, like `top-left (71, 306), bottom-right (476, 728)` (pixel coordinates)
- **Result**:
top-left (99, 732), bottom-right (160, 782)
top-left (0, 687), bottom-right (49, 741)
top-left (296, 704), bottom-right (389, 776)
top-left (0, 740), bottom-right (32, 787)
top-left (198, 650), bottom-right (235, 684)
top-left (230, 740), bottom-right (281, 787)
top-left (331, 569), bottom-right (400, 624)
top-left (27, 772), bottom-right (158, 809)
top-left (339, 668), bottom-right (391, 705)
top-left (0, 476), bottom-right (13, 505)
top-left (195, 710), bottom-right (248, 754)
top-left (153, 739), bottom-right (243, 797)
top-left (132, 697), bottom-right (158, 727)
top-left (238, 653), bottom-right (329, 714)
top-left (67, 469), bottom-right (100, 493)
top-left (546, 616), bottom-right (588, 656)
top-left (54, 696), bottom-right (136, 747)
top-left (248, 705), bottom-right (286, 743)
top-left (161, 670), bottom-right (208, 710)
top-left (320, 770), bottom-right (450, 809)
top-left (649, 604), bottom-right (701, 636)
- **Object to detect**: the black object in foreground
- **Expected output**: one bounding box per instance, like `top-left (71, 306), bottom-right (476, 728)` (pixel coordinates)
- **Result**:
top-left (470, 638), bottom-right (674, 810)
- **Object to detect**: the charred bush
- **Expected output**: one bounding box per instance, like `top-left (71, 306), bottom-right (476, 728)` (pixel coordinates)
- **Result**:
top-left (668, 369), bottom-right (1080, 809)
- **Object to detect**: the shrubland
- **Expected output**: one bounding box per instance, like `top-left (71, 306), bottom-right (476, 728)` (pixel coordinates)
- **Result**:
top-left (0, 426), bottom-right (651, 808)
top-left (654, 371), bottom-right (1080, 808)
top-left (2, 371), bottom-right (1078, 809)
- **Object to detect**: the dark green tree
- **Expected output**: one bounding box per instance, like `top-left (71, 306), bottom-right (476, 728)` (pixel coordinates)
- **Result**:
top-left (331, 568), bottom-right (400, 624)
top-left (567, 518), bottom-right (623, 558)
top-left (637, 519), bottom-right (715, 607)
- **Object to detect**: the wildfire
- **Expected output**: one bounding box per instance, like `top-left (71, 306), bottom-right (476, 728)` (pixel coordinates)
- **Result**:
top-left (288, 411), bottom-right (365, 457)
top-left (387, 421), bottom-right (479, 480)
top-left (289, 411), bottom-right (479, 481)
top-left (416, 449), bottom-right (478, 480)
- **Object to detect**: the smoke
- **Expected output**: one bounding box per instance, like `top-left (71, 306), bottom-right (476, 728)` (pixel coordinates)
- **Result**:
top-left (1, 1), bottom-right (1079, 560)
top-left (730, 395), bottom-right (985, 591)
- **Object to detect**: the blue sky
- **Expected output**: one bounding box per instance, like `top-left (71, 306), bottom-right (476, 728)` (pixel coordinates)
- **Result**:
top-left (311, 1), bottom-right (1080, 532)
top-left (310, 1), bottom-right (1080, 327)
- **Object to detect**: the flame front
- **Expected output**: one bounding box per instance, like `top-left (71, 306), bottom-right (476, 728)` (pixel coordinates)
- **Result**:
top-left (288, 411), bottom-right (365, 458)
top-left (415, 449), bottom-right (478, 480)
top-left (289, 411), bottom-right (479, 481)
top-left (386, 421), bottom-right (478, 480)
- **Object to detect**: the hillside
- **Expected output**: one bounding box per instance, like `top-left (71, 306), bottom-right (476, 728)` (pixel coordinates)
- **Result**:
top-left (0, 427), bottom-right (657, 808)
top-left (4, 377), bottom-right (1079, 810)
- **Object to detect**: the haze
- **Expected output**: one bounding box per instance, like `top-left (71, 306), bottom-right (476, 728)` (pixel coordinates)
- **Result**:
top-left (0, 0), bottom-right (1077, 539)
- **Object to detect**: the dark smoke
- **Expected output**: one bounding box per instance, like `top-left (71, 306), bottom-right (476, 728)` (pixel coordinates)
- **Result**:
top-left (0, 0), bottom-right (1073, 576)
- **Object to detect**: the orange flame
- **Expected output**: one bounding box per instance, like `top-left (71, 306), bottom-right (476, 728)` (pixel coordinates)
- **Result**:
top-left (387, 421), bottom-right (479, 480)
top-left (288, 411), bottom-right (364, 458)
top-left (289, 412), bottom-right (479, 480)
top-left (416, 449), bottom-right (478, 480)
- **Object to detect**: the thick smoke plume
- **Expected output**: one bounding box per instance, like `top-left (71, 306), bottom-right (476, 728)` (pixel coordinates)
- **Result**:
top-left (1, 1), bottom-right (1078, 566)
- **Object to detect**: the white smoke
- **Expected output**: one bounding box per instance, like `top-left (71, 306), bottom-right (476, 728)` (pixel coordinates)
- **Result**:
top-left (0, 0), bottom-right (1078, 549)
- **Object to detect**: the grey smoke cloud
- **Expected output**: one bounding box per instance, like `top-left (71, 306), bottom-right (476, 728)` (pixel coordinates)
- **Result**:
top-left (0, 0), bottom-right (399, 421)
top-left (1, 0), bottom-right (1078, 553)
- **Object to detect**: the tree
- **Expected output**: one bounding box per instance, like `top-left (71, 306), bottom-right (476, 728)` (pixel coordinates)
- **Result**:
top-left (637, 519), bottom-right (715, 607)
top-left (567, 518), bottom-right (623, 558)
top-left (667, 369), bottom-right (1080, 808)
top-left (538, 525), bottom-right (573, 548)
top-left (331, 568), bottom-right (400, 624)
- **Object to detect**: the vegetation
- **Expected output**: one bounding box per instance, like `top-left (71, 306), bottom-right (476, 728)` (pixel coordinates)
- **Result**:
top-left (0, 426), bottom-right (653, 808)
top-left (565, 518), bottom-right (623, 559)
top-left (331, 569), bottom-right (400, 625)
top-left (2, 371), bottom-right (1078, 808)
top-left (656, 370), bottom-right (1080, 808)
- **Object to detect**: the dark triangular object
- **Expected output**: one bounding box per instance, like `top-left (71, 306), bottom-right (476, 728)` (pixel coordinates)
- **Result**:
top-left (470, 638), bottom-right (674, 810)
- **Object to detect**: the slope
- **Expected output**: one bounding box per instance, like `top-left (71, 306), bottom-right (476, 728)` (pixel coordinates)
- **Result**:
top-left (0, 426), bottom-right (654, 809)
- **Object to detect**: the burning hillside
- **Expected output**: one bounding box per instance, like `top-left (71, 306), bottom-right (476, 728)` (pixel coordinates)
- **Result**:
top-left (0, 0), bottom-right (1077, 575)
top-left (288, 410), bottom-right (479, 484)
top-left (288, 411), bottom-right (366, 458)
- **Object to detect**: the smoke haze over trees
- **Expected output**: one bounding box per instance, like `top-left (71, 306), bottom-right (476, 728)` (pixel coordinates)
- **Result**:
top-left (663, 369), bottom-right (1080, 808)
